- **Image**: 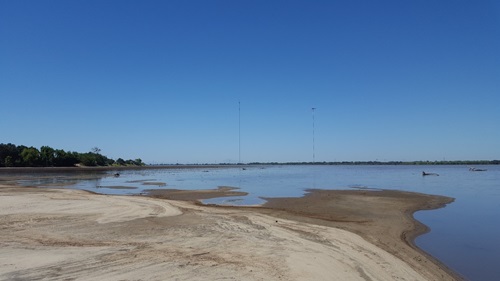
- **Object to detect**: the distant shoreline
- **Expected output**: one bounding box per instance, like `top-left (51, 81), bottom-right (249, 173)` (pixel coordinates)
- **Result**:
top-left (0, 160), bottom-right (497, 173)
top-left (247, 160), bottom-right (499, 166)
top-left (0, 165), bottom-right (240, 173)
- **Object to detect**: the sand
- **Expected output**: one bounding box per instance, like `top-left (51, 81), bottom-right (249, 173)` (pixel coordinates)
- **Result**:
top-left (0, 183), bottom-right (461, 281)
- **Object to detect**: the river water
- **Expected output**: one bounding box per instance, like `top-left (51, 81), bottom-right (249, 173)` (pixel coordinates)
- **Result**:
top-left (6, 165), bottom-right (500, 281)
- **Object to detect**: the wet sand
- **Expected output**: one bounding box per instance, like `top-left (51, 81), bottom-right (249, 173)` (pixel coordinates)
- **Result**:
top-left (0, 181), bottom-right (462, 280)
top-left (258, 189), bottom-right (461, 281)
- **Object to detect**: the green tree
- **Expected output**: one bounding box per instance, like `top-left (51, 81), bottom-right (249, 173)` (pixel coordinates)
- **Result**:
top-left (15, 145), bottom-right (28, 166)
top-left (1, 143), bottom-right (150, 167)
top-left (94, 153), bottom-right (107, 166)
top-left (53, 149), bottom-right (79, 167)
top-left (4, 156), bottom-right (14, 167)
top-left (79, 153), bottom-right (97, 166)
top-left (116, 158), bottom-right (126, 165)
top-left (0, 143), bottom-right (22, 167)
top-left (40, 146), bottom-right (56, 166)
top-left (67, 151), bottom-right (81, 166)
top-left (106, 158), bottom-right (115, 166)
top-left (20, 147), bottom-right (41, 166)
top-left (134, 158), bottom-right (144, 166)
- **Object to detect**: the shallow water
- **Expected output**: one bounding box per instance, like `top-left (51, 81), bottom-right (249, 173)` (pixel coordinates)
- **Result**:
top-left (5, 165), bottom-right (499, 281)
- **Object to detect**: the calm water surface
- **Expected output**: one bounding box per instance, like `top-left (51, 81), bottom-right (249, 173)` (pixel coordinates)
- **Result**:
top-left (7, 165), bottom-right (500, 281)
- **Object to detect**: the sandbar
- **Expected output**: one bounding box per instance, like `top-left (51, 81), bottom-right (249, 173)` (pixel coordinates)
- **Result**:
top-left (0, 182), bottom-right (461, 280)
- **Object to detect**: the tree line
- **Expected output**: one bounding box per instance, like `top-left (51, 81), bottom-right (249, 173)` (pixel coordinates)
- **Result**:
top-left (0, 143), bottom-right (144, 167)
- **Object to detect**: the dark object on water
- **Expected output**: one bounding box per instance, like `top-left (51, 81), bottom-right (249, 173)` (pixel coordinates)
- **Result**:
top-left (422, 171), bottom-right (439, 176)
top-left (469, 167), bottom-right (487, 172)
top-left (114, 173), bottom-right (120, 177)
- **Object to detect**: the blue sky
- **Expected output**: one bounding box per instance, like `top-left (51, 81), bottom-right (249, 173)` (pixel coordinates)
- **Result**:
top-left (1, 0), bottom-right (499, 164)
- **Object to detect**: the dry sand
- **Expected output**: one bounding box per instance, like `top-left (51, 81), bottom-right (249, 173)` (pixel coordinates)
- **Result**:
top-left (0, 183), bottom-right (460, 281)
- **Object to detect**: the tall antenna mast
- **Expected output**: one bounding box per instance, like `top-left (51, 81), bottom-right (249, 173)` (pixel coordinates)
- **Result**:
top-left (312, 107), bottom-right (316, 163)
top-left (239, 101), bottom-right (241, 164)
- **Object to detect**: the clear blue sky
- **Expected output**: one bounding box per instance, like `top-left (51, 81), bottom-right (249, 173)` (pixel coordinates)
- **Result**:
top-left (1, 0), bottom-right (499, 164)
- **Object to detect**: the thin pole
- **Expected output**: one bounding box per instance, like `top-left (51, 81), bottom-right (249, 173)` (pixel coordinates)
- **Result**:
top-left (239, 101), bottom-right (241, 164)
top-left (312, 107), bottom-right (316, 163)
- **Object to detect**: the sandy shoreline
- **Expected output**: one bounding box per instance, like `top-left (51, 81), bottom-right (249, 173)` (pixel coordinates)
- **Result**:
top-left (0, 182), bottom-right (461, 280)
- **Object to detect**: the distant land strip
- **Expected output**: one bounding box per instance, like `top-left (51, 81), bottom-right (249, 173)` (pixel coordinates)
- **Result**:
top-left (237, 160), bottom-right (500, 166)
top-left (147, 160), bottom-right (499, 166)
